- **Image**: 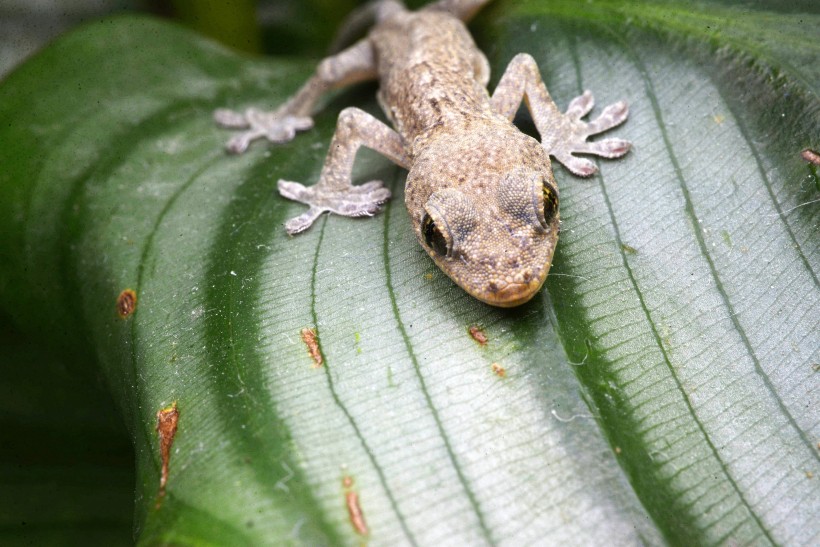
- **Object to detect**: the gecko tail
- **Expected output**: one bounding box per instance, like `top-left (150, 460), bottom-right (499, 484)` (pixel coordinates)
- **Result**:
top-left (329, 1), bottom-right (487, 53)
top-left (329, 1), bottom-right (408, 53)
top-left (425, 0), bottom-right (492, 21)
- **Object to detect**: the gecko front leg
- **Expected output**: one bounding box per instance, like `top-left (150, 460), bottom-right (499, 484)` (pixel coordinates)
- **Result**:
top-left (215, 38), bottom-right (377, 154)
top-left (491, 53), bottom-right (631, 176)
top-left (278, 107), bottom-right (409, 234)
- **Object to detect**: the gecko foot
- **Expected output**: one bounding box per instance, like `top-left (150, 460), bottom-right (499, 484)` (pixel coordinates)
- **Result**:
top-left (214, 108), bottom-right (314, 154)
top-left (277, 179), bottom-right (391, 235)
top-left (549, 91), bottom-right (631, 177)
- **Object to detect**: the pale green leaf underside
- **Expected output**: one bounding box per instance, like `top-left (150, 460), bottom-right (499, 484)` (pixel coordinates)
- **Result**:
top-left (0, 1), bottom-right (817, 545)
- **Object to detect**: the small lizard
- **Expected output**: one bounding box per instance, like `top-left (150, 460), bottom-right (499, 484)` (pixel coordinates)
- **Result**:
top-left (215, 0), bottom-right (631, 307)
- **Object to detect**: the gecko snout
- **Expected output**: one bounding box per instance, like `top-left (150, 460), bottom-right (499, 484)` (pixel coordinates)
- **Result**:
top-left (416, 185), bottom-right (555, 308)
top-left (483, 277), bottom-right (546, 308)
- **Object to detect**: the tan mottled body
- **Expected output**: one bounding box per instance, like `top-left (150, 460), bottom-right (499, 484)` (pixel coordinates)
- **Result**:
top-left (371, 10), bottom-right (492, 142)
top-left (216, 0), bottom-right (631, 307)
top-left (371, 10), bottom-right (556, 305)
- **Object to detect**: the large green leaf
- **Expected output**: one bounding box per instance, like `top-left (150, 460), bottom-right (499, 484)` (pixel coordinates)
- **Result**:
top-left (0, 0), bottom-right (817, 544)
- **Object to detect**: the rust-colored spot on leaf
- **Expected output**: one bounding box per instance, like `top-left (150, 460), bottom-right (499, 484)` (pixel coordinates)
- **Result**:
top-left (155, 402), bottom-right (179, 509)
top-left (116, 289), bottom-right (137, 318)
top-left (802, 148), bottom-right (820, 166)
top-left (346, 491), bottom-right (368, 536)
top-left (491, 362), bottom-right (506, 377)
top-left (301, 328), bottom-right (323, 367)
top-left (468, 325), bottom-right (487, 346)
top-left (343, 476), bottom-right (368, 536)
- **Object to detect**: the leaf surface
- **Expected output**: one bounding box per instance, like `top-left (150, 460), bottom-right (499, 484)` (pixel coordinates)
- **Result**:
top-left (0, 1), bottom-right (817, 545)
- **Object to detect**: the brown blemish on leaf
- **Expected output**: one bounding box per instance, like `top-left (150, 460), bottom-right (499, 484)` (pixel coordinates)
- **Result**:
top-left (342, 475), bottom-right (368, 536)
top-left (155, 402), bottom-right (179, 509)
top-left (806, 471), bottom-right (814, 479)
top-left (300, 328), bottom-right (323, 367)
top-left (615, 446), bottom-right (622, 455)
top-left (802, 148), bottom-right (820, 166)
top-left (491, 362), bottom-right (506, 377)
top-left (468, 325), bottom-right (488, 346)
top-left (116, 289), bottom-right (137, 318)
top-left (346, 491), bottom-right (368, 537)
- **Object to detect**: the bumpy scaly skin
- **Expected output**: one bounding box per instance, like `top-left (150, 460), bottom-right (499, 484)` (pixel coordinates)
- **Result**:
top-left (215, 0), bottom-right (631, 307)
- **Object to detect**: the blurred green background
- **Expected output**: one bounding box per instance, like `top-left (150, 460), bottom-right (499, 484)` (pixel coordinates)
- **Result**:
top-left (0, 0), bottom-right (378, 78)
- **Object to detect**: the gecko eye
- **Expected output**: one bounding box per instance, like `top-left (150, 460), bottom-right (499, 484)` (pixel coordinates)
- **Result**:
top-left (422, 213), bottom-right (449, 256)
top-left (421, 189), bottom-right (478, 257)
top-left (498, 169), bottom-right (558, 232)
top-left (540, 180), bottom-right (559, 227)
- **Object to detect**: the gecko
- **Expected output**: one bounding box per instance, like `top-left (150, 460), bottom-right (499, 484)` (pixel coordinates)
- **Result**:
top-left (214, 0), bottom-right (631, 307)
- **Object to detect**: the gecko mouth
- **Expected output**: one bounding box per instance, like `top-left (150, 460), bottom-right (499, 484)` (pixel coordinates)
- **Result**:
top-left (477, 276), bottom-right (547, 308)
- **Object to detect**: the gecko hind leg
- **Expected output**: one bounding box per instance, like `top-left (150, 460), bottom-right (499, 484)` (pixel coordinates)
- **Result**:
top-left (277, 107), bottom-right (409, 235)
top-left (491, 53), bottom-right (631, 176)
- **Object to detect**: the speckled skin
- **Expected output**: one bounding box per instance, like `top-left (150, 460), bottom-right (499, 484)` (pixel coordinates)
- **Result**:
top-left (215, 0), bottom-right (631, 307)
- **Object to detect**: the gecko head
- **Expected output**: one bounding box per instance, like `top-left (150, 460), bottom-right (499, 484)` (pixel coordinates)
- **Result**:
top-left (409, 162), bottom-right (560, 308)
